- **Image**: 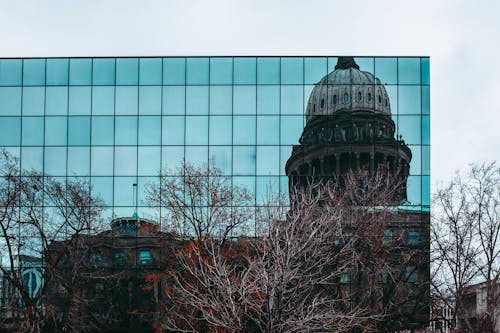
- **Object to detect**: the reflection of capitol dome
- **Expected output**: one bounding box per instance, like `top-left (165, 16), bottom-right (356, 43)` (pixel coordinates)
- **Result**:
top-left (306, 57), bottom-right (390, 122)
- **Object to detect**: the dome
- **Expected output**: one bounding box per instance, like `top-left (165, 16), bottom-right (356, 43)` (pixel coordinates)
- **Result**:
top-left (305, 57), bottom-right (391, 122)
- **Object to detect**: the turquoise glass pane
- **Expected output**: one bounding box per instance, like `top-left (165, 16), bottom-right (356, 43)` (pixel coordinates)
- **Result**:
top-left (115, 86), bottom-right (138, 115)
top-left (45, 87), bottom-right (68, 115)
top-left (398, 86), bottom-right (421, 115)
top-left (257, 85), bottom-right (279, 115)
top-left (91, 116), bottom-right (114, 145)
top-left (408, 145), bottom-right (421, 175)
top-left (91, 147), bottom-right (114, 175)
top-left (407, 175), bottom-right (421, 206)
top-left (185, 146), bottom-right (207, 167)
top-left (114, 176), bottom-right (137, 205)
top-left (46, 59), bottom-right (69, 85)
top-left (327, 57), bottom-right (339, 73)
top-left (139, 86), bottom-right (161, 115)
top-left (22, 87), bottom-right (45, 115)
top-left (91, 177), bottom-right (113, 205)
top-left (0, 59), bottom-right (22, 86)
top-left (422, 145), bottom-right (430, 175)
top-left (162, 86), bottom-right (185, 115)
top-left (163, 58), bottom-right (185, 85)
top-left (233, 116), bottom-right (256, 145)
top-left (138, 147), bottom-right (161, 175)
top-left (233, 85), bottom-right (256, 115)
top-left (421, 58), bottom-right (430, 85)
top-left (281, 57), bottom-right (303, 84)
top-left (162, 116), bottom-right (184, 145)
top-left (114, 147), bottom-right (137, 176)
top-left (0, 87), bottom-right (21, 115)
top-left (138, 116), bottom-right (161, 145)
top-left (68, 116), bottom-right (91, 145)
top-left (256, 176), bottom-right (279, 204)
top-left (304, 57), bottom-right (327, 84)
top-left (115, 116), bottom-right (137, 145)
top-left (210, 58), bottom-right (232, 84)
top-left (257, 115), bottom-right (279, 145)
top-left (116, 58), bottom-right (138, 85)
top-left (69, 59), bottom-right (92, 85)
top-left (161, 146), bottom-right (184, 173)
top-left (0, 117), bottom-right (20, 145)
top-left (257, 146), bottom-right (280, 175)
top-left (186, 86), bottom-right (208, 115)
top-left (209, 146), bottom-right (232, 174)
top-left (92, 86), bottom-right (115, 115)
top-left (69, 86), bottom-right (91, 115)
top-left (422, 175), bottom-right (430, 206)
top-left (421, 86), bottom-right (429, 114)
top-left (186, 58), bottom-right (208, 85)
top-left (185, 116), bottom-right (208, 145)
top-left (422, 115), bottom-right (430, 145)
top-left (23, 59), bottom-right (45, 86)
top-left (233, 176), bottom-right (255, 199)
top-left (257, 58), bottom-right (280, 84)
top-left (139, 58), bottom-right (162, 85)
top-left (398, 58), bottom-right (420, 84)
top-left (209, 86), bottom-right (232, 115)
top-left (22, 117), bottom-right (44, 145)
top-left (280, 116), bottom-right (303, 145)
top-left (280, 146), bottom-right (292, 175)
top-left (44, 147), bottom-right (66, 176)
top-left (281, 85), bottom-right (303, 115)
top-left (385, 85), bottom-right (398, 115)
top-left (375, 58), bottom-right (397, 84)
top-left (44, 117), bottom-right (67, 145)
top-left (209, 116), bottom-right (232, 145)
top-left (233, 146), bottom-right (256, 175)
top-left (21, 147), bottom-right (43, 173)
top-left (355, 57), bottom-right (374, 74)
top-left (234, 58), bottom-right (256, 84)
top-left (398, 115), bottom-right (421, 145)
top-left (67, 147), bottom-right (90, 175)
top-left (92, 59), bottom-right (115, 85)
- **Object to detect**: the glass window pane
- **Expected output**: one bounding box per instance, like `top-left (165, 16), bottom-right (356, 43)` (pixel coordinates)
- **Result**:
top-left (407, 175), bottom-right (421, 206)
top-left (91, 147), bottom-right (114, 176)
top-left (257, 115), bottom-right (279, 145)
top-left (68, 116), bottom-right (90, 145)
top-left (398, 115), bottom-right (421, 145)
top-left (185, 146), bottom-right (207, 167)
top-left (233, 146), bottom-right (256, 175)
top-left (327, 57), bottom-right (339, 73)
top-left (22, 117), bottom-right (44, 145)
top-left (210, 58), bottom-right (232, 85)
top-left (209, 85), bottom-right (232, 115)
top-left (92, 59), bottom-right (115, 85)
top-left (398, 86), bottom-right (420, 115)
top-left (0, 87), bottom-right (21, 115)
top-left (185, 116), bottom-right (208, 145)
top-left (375, 58), bottom-right (397, 85)
top-left (91, 116), bottom-right (114, 145)
top-left (21, 147), bottom-right (43, 173)
top-left (22, 87), bottom-right (45, 115)
top-left (45, 117), bottom-right (67, 145)
top-left (0, 59), bottom-right (22, 86)
top-left (209, 146), bottom-right (232, 175)
top-left (422, 115), bottom-right (430, 145)
top-left (398, 58), bottom-right (420, 84)
top-left (161, 146), bottom-right (184, 173)
top-left (115, 116), bottom-right (137, 145)
top-left (116, 58), bottom-right (138, 85)
top-left (69, 86), bottom-right (91, 115)
top-left (162, 86), bottom-right (185, 115)
top-left (138, 146), bottom-right (161, 175)
top-left (234, 85), bottom-right (256, 115)
top-left (234, 58), bottom-right (256, 84)
top-left (114, 177), bottom-right (137, 206)
top-left (421, 58), bottom-right (430, 85)
top-left (355, 57), bottom-right (374, 74)
top-left (422, 86), bottom-right (429, 115)
top-left (139, 86), bottom-right (161, 115)
top-left (385, 85), bottom-right (398, 115)
top-left (114, 147), bottom-right (137, 176)
top-left (69, 59), bottom-right (92, 85)
top-left (257, 85), bottom-right (279, 115)
top-left (46, 59), bottom-right (69, 85)
top-left (138, 116), bottom-right (161, 145)
top-left (280, 116), bottom-right (303, 145)
top-left (281, 58), bottom-right (303, 84)
top-left (116, 86), bottom-right (138, 115)
top-left (92, 86), bottom-right (115, 115)
top-left (422, 145), bottom-right (430, 175)
top-left (257, 146), bottom-right (280, 175)
top-left (186, 58), bottom-right (208, 85)
top-left (257, 58), bottom-right (280, 84)
top-left (304, 57), bottom-right (327, 84)
top-left (281, 85), bottom-right (303, 115)
top-left (0, 117), bottom-right (20, 145)
top-left (139, 58), bottom-right (162, 85)
top-left (233, 116), bottom-right (255, 145)
top-left (233, 176), bottom-right (255, 200)
top-left (23, 59), bottom-right (45, 86)
top-left (209, 116), bottom-right (232, 145)
top-left (91, 177), bottom-right (113, 206)
top-left (67, 147), bottom-right (90, 176)
top-left (422, 175), bottom-right (430, 206)
top-left (162, 116), bottom-right (184, 145)
top-left (45, 87), bottom-right (68, 115)
top-left (163, 58), bottom-right (185, 85)
top-left (186, 86), bottom-right (208, 115)
top-left (408, 145), bottom-right (421, 175)
top-left (256, 176), bottom-right (279, 204)
top-left (280, 146), bottom-right (292, 176)
top-left (44, 147), bottom-right (66, 176)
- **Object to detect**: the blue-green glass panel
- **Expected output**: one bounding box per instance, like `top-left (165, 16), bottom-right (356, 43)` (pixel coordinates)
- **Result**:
top-left (422, 115), bottom-right (430, 145)
top-left (257, 58), bottom-right (280, 84)
top-left (22, 117), bottom-right (44, 145)
top-left (421, 86), bottom-right (429, 115)
top-left (233, 176), bottom-right (255, 201)
top-left (163, 58), bottom-right (185, 85)
top-left (422, 145), bottom-right (430, 175)
top-left (304, 57), bottom-right (327, 84)
top-left (115, 86), bottom-right (138, 115)
top-left (257, 85), bottom-right (279, 115)
top-left (422, 175), bottom-right (430, 206)
top-left (256, 176), bottom-right (279, 204)
top-left (69, 86), bottom-right (91, 115)
top-left (209, 146), bottom-right (232, 175)
top-left (161, 146), bottom-right (184, 173)
top-left (162, 86), bottom-right (185, 115)
top-left (281, 58), bottom-right (303, 84)
top-left (44, 147), bottom-right (66, 176)
top-left (398, 58), bottom-right (420, 84)
top-left (355, 57), bottom-right (374, 74)
top-left (114, 147), bottom-right (137, 176)
top-left (68, 116), bottom-right (91, 145)
top-left (398, 115), bottom-right (421, 145)
top-left (233, 146), bottom-right (256, 175)
top-left (327, 57), bottom-right (339, 73)
top-left (92, 59), bottom-right (115, 85)
top-left (0, 117), bottom-right (20, 145)
top-left (0, 60), bottom-right (22, 86)
top-left (45, 87), bottom-right (68, 115)
top-left (234, 58), bottom-right (256, 85)
top-left (186, 58), bottom-right (209, 85)
top-left (23, 59), bottom-right (45, 86)
top-left (408, 145), bottom-right (421, 175)
top-left (280, 116), bottom-right (303, 145)
top-left (209, 116), bottom-right (232, 145)
top-left (185, 116), bottom-right (208, 145)
top-left (46, 59), bottom-right (69, 85)
top-left (257, 146), bottom-right (280, 175)
top-left (91, 147), bottom-right (114, 175)
top-left (398, 86), bottom-right (420, 115)
top-left (421, 58), bottom-right (430, 85)
top-left (385, 85), bottom-right (398, 115)
top-left (92, 86), bottom-right (115, 115)
top-left (138, 116), bottom-right (161, 145)
top-left (138, 177), bottom-right (157, 207)
top-left (233, 116), bottom-right (256, 145)
top-left (115, 116), bottom-right (137, 145)
top-left (0, 147), bottom-right (19, 175)
top-left (162, 116), bottom-right (184, 145)
top-left (91, 116), bottom-right (114, 145)
top-left (139, 58), bottom-right (162, 85)
top-left (67, 147), bottom-right (90, 176)
top-left (234, 85), bottom-right (256, 115)
top-left (138, 146), bottom-right (161, 175)
top-left (116, 58), bottom-right (138, 85)
top-left (407, 175), bottom-right (421, 206)
top-left (69, 59), bottom-right (92, 85)
top-left (280, 146), bottom-right (292, 176)
top-left (185, 146), bottom-right (207, 167)
top-left (22, 87), bottom-right (44, 115)
top-left (21, 147), bottom-right (43, 173)
top-left (281, 85), bottom-right (303, 115)
top-left (0, 87), bottom-right (21, 115)
top-left (44, 117), bottom-right (67, 145)
top-left (91, 177), bottom-right (113, 206)
top-left (279, 175), bottom-right (289, 200)
top-left (114, 177), bottom-right (137, 205)
top-left (375, 58), bottom-right (397, 85)
top-left (210, 58), bottom-right (232, 84)
top-left (257, 115), bottom-right (279, 145)
top-left (139, 86), bottom-right (161, 115)
top-left (209, 86), bottom-right (232, 115)
top-left (186, 86), bottom-right (208, 115)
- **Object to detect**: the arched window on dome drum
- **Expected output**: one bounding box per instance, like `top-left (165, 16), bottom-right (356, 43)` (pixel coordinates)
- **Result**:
top-left (312, 104), bottom-right (316, 113)
top-left (385, 99), bottom-right (388, 107)
top-left (333, 95), bottom-right (337, 105)
top-left (357, 91), bottom-right (362, 102)
top-left (378, 95), bottom-right (382, 104)
top-left (320, 99), bottom-right (324, 109)
top-left (343, 92), bottom-right (349, 104)
top-left (367, 92), bottom-right (372, 102)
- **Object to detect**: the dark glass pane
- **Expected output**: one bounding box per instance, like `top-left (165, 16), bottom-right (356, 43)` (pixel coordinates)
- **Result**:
top-left (0, 117), bottom-right (20, 145)
top-left (139, 58), bottom-right (162, 85)
top-left (91, 86), bottom-right (115, 115)
top-left (210, 58), bottom-right (232, 84)
top-left (304, 57), bottom-right (327, 84)
top-left (234, 58), bottom-right (256, 84)
top-left (114, 147), bottom-right (137, 176)
top-left (115, 86), bottom-right (138, 115)
top-left (421, 58), bottom-right (430, 85)
top-left (257, 85), bottom-right (279, 115)
top-left (91, 116), bottom-right (114, 145)
top-left (209, 86), bottom-right (232, 115)
top-left (209, 116), bottom-right (232, 145)
top-left (139, 86), bottom-right (161, 115)
top-left (186, 86), bottom-right (208, 115)
top-left (92, 59), bottom-right (115, 85)
top-left (233, 146), bottom-right (256, 175)
top-left (116, 58), bottom-right (138, 85)
top-left (186, 58), bottom-right (209, 85)
top-left (69, 86), bottom-right (91, 115)
top-left (281, 58), bottom-right (303, 84)
top-left (46, 59), bottom-right (69, 85)
top-left (0, 87), bottom-right (21, 115)
top-left (185, 116), bottom-right (208, 145)
top-left (234, 85), bottom-right (256, 115)
top-left (138, 146), bottom-right (161, 175)
top-left (398, 58), bottom-right (420, 84)
top-left (44, 117), bottom-right (67, 145)
top-left (67, 147), bottom-right (90, 176)
top-left (162, 116), bottom-right (184, 145)
top-left (163, 58), bottom-right (185, 85)
top-left (115, 116), bottom-right (137, 145)
top-left (257, 146), bottom-right (280, 175)
top-left (91, 147), bottom-right (114, 175)
top-left (68, 116), bottom-right (91, 145)
top-left (22, 87), bottom-right (45, 115)
top-left (69, 59), bottom-right (92, 85)
top-left (281, 85), bottom-right (303, 115)
top-left (209, 146), bottom-right (232, 175)
top-left (162, 86), bottom-right (185, 115)
top-left (257, 115), bottom-right (279, 145)
top-left (22, 117), bottom-right (44, 145)
top-left (0, 59), bottom-right (22, 86)
top-left (233, 116), bottom-right (256, 145)
top-left (138, 116), bottom-right (161, 145)
top-left (375, 58), bottom-right (397, 84)
top-left (257, 58), bottom-right (280, 84)
top-left (46, 87), bottom-right (68, 115)
top-left (44, 147), bottom-right (66, 176)
top-left (23, 59), bottom-right (46, 86)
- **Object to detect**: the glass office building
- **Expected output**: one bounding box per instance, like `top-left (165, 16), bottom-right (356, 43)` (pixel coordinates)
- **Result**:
top-left (0, 56), bottom-right (430, 223)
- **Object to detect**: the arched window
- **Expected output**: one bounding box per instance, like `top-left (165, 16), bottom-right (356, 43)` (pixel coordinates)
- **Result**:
top-left (367, 92), bottom-right (372, 102)
top-left (320, 99), bottom-right (324, 109)
top-left (343, 92), bottom-right (349, 104)
top-left (312, 104), bottom-right (316, 113)
top-left (357, 91), bottom-right (362, 102)
top-left (385, 98), bottom-right (388, 107)
top-left (378, 95), bottom-right (382, 104)
top-left (333, 95), bottom-right (337, 105)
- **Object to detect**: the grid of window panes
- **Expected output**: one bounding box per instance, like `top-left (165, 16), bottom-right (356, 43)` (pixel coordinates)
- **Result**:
top-left (0, 57), bottom-right (430, 222)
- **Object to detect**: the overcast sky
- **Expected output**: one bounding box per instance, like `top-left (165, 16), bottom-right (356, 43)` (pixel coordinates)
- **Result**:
top-left (1, 0), bottom-right (499, 188)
